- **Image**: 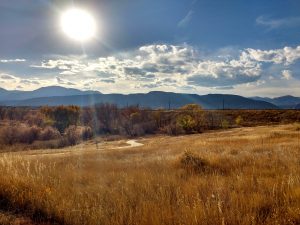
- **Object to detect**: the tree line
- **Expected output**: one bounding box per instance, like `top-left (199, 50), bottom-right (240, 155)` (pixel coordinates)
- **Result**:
top-left (0, 104), bottom-right (231, 147)
top-left (7, 104), bottom-right (292, 149)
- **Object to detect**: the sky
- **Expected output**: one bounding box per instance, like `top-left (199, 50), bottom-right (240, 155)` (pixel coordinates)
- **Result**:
top-left (0, 0), bottom-right (300, 97)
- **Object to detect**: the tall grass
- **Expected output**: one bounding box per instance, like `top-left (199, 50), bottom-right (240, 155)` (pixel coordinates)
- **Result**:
top-left (0, 124), bottom-right (300, 225)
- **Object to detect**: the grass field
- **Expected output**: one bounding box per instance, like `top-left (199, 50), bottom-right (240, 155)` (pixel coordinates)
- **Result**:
top-left (0, 124), bottom-right (300, 225)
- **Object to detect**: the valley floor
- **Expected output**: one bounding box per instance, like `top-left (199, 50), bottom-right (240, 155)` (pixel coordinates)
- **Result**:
top-left (0, 124), bottom-right (300, 225)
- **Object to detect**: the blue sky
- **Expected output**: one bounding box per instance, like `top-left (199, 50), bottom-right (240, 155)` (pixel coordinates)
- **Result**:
top-left (0, 0), bottom-right (300, 97)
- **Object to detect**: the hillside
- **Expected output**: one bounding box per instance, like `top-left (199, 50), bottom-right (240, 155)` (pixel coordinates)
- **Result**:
top-left (0, 89), bottom-right (278, 109)
top-left (251, 95), bottom-right (300, 109)
top-left (0, 86), bottom-right (101, 102)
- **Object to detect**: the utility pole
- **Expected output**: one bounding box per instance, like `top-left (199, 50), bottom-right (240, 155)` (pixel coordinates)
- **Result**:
top-left (297, 125), bottom-right (300, 149)
top-left (222, 98), bottom-right (225, 110)
top-left (168, 98), bottom-right (171, 110)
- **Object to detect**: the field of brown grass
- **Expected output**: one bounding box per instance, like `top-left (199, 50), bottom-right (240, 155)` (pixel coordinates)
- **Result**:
top-left (0, 124), bottom-right (300, 225)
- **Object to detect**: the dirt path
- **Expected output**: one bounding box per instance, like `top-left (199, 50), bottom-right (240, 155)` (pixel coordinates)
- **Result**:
top-left (16, 139), bottom-right (145, 158)
top-left (116, 140), bottom-right (144, 149)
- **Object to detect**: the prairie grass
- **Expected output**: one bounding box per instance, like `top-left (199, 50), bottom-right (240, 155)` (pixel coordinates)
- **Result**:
top-left (0, 124), bottom-right (300, 225)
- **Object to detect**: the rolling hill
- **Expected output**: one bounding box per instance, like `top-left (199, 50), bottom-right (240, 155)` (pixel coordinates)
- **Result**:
top-left (0, 87), bottom-right (278, 109)
top-left (0, 86), bottom-right (101, 102)
top-left (251, 95), bottom-right (300, 109)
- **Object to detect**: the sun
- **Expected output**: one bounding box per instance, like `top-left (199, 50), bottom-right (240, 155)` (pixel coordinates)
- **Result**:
top-left (60, 8), bottom-right (97, 42)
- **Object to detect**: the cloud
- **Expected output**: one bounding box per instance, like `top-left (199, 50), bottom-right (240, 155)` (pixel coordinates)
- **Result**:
top-left (56, 76), bottom-right (75, 86)
top-left (19, 79), bottom-right (40, 85)
top-left (101, 79), bottom-right (115, 83)
top-left (281, 70), bottom-right (293, 80)
top-left (0, 72), bottom-right (57, 90)
top-left (178, 10), bottom-right (194, 28)
top-left (0, 73), bottom-right (40, 90)
top-left (0, 74), bottom-right (16, 80)
top-left (31, 59), bottom-right (85, 72)
top-left (213, 86), bottom-right (234, 90)
top-left (245, 46), bottom-right (300, 65)
top-left (256, 16), bottom-right (300, 30)
top-left (0, 59), bottom-right (26, 63)
top-left (29, 44), bottom-right (300, 92)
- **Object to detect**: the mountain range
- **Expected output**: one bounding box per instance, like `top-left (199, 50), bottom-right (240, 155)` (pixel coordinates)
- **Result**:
top-left (251, 96), bottom-right (300, 109)
top-left (0, 86), bottom-right (100, 102)
top-left (0, 86), bottom-right (299, 109)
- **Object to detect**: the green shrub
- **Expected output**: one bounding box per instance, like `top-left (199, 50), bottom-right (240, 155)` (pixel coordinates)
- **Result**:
top-left (177, 115), bottom-right (196, 133)
top-left (221, 119), bottom-right (229, 129)
top-left (235, 115), bottom-right (243, 126)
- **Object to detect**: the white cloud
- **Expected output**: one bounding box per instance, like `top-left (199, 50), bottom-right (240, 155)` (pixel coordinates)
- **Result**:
top-left (55, 76), bottom-right (76, 86)
top-left (256, 16), bottom-right (300, 30)
top-left (32, 44), bottom-right (263, 88)
top-left (0, 59), bottom-right (26, 63)
top-left (31, 59), bottom-right (85, 71)
top-left (245, 46), bottom-right (300, 65)
top-left (0, 74), bottom-right (16, 80)
top-left (178, 10), bottom-right (194, 28)
top-left (281, 70), bottom-right (293, 80)
top-left (0, 72), bottom-right (55, 91)
top-left (19, 79), bottom-right (40, 85)
top-left (27, 44), bottom-right (300, 93)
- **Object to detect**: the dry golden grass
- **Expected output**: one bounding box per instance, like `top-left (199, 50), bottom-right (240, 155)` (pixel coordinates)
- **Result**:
top-left (0, 211), bottom-right (36, 225)
top-left (0, 124), bottom-right (300, 225)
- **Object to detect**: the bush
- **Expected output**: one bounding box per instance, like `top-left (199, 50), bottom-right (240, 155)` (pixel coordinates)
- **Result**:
top-left (180, 104), bottom-right (202, 111)
top-left (221, 119), bottom-right (229, 129)
top-left (62, 126), bottom-right (94, 146)
top-left (24, 111), bottom-right (45, 127)
top-left (31, 139), bottom-right (66, 149)
top-left (162, 123), bottom-right (184, 135)
top-left (0, 125), bottom-right (41, 145)
top-left (178, 151), bottom-right (229, 175)
top-left (235, 115), bottom-right (243, 126)
top-left (17, 126), bottom-right (41, 144)
top-left (39, 126), bottom-right (61, 141)
top-left (131, 124), bottom-right (145, 137)
top-left (0, 126), bottom-right (19, 145)
top-left (177, 115), bottom-right (196, 134)
top-left (179, 151), bottom-right (212, 174)
top-left (64, 126), bottom-right (81, 146)
top-left (41, 106), bottom-right (80, 133)
top-left (81, 126), bottom-right (94, 140)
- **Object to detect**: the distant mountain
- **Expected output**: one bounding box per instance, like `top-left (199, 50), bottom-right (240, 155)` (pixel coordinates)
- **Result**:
top-left (0, 87), bottom-right (8, 94)
top-left (0, 86), bottom-right (101, 102)
top-left (251, 96), bottom-right (272, 102)
top-left (295, 104), bottom-right (300, 109)
top-left (0, 89), bottom-right (278, 109)
top-left (251, 95), bottom-right (300, 109)
top-left (0, 87), bottom-right (20, 95)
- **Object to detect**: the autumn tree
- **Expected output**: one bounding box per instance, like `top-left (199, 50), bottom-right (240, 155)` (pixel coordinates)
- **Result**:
top-left (176, 114), bottom-right (196, 133)
top-left (41, 105), bottom-right (80, 133)
top-left (95, 103), bottom-right (119, 133)
top-left (235, 115), bottom-right (243, 126)
top-left (177, 104), bottom-right (203, 133)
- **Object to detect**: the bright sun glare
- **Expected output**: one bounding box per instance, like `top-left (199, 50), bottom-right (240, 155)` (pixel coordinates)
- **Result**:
top-left (60, 8), bottom-right (96, 42)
